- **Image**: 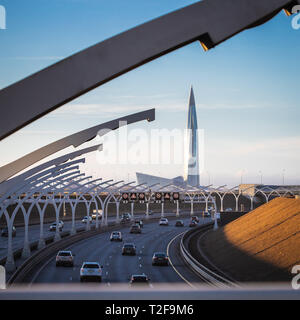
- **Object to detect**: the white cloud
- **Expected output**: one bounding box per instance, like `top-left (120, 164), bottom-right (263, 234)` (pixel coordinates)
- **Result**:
top-left (50, 100), bottom-right (268, 117)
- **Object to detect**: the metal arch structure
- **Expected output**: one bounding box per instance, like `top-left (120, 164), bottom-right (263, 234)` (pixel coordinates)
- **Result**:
top-left (1, 165), bottom-right (84, 271)
top-left (0, 156), bottom-right (89, 207)
top-left (0, 144), bottom-right (102, 195)
top-left (2, 179), bottom-right (299, 272)
top-left (0, 108), bottom-right (154, 184)
top-left (0, 0), bottom-right (298, 140)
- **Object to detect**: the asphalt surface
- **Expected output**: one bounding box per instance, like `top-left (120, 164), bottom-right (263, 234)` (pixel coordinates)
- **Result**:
top-left (0, 213), bottom-right (150, 260)
top-left (0, 219), bottom-right (85, 259)
top-left (30, 217), bottom-right (211, 287)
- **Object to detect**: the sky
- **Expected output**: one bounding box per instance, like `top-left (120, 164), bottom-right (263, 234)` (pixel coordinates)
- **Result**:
top-left (0, 0), bottom-right (299, 187)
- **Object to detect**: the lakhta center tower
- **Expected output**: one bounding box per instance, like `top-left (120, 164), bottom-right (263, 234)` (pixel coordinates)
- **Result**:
top-left (184, 86), bottom-right (200, 187)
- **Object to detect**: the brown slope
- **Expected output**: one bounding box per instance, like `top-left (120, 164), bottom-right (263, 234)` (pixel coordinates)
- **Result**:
top-left (200, 198), bottom-right (300, 282)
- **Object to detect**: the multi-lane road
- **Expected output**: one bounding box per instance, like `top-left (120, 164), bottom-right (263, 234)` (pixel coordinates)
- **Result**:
top-left (29, 217), bottom-right (211, 287)
top-left (0, 219), bottom-right (84, 260)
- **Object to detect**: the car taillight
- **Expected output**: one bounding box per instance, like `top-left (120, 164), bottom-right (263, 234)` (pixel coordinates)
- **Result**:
top-left (80, 268), bottom-right (84, 272)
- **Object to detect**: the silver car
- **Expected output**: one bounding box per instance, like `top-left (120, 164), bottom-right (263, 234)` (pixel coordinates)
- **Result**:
top-left (56, 250), bottom-right (74, 267)
top-left (80, 262), bottom-right (103, 282)
top-left (110, 231), bottom-right (122, 241)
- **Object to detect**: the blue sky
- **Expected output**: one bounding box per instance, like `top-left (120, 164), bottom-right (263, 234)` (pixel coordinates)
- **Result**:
top-left (0, 0), bottom-right (299, 186)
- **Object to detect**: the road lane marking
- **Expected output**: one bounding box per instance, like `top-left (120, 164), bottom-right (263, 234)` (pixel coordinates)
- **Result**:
top-left (166, 232), bottom-right (196, 289)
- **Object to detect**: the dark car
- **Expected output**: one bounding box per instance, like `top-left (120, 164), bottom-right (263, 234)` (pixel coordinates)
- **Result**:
top-left (122, 243), bottom-right (136, 255)
top-left (129, 274), bottom-right (150, 286)
top-left (130, 224), bottom-right (141, 234)
top-left (120, 213), bottom-right (131, 224)
top-left (191, 216), bottom-right (200, 223)
top-left (152, 252), bottom-right (169, 266)
top-left (1, 226), bottom-right (16, 237)
top-left (49, 222), bottom-right (63, 232)
top-left (175, 220), bottom-right (184, 227)
top-left (189, 220), bottom-right (197, 227)
top-left (134, 219), bottom-right (143, 228)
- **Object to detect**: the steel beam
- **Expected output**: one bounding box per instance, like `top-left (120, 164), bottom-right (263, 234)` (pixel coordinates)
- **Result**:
top-left (0, 0), bottom-right (297, 140)
top-left (0, 108), bottom-right (154, 183)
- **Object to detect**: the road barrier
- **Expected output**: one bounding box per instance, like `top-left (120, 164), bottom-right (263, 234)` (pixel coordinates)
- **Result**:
top-left (180, 222), bottom-right (238, 288)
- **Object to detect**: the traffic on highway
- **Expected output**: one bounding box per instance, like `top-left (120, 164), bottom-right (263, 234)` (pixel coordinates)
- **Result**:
top-left (29, 216), bottom-right (209, 287)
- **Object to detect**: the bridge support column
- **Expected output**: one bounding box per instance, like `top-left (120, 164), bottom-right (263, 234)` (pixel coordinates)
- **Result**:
top-left (101, 204), bottom-right (106, 227)
top-left (85, 203), bottom-right (91, 232)
top-left (116, 202), bottom-right (120, 224)
top-left (105, 205), bottom-right (108, 226)
top-left (5, 224), bottom-right (16, 272)
top-left (22, 216), bottom-right (31, 259)
top-left (38, 208), bottom-right (46, 249)
top-left (176, 201), bottom-right (180, 217)
top-left (145, 202), bottom-right (150, 220)
top-left (161, 202), bottom-right (165, 218)
top-left (131, 202), bottom-right (134, 221)
top-left (54, 205), bottom-right (61, 242)
top-left (190, 200), bottom-right (194, 216)
top-left (70, 205), bottom-right (76, 235)
top-left (205, 199), bottom-right (208, 212)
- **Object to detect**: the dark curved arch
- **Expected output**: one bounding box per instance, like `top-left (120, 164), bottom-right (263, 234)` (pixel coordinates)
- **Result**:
top-left (0, 108), bottom-right (154, 183)
top-left (0, 0), bottom-right (295, 140)
top-left (0, 144), bottom-right (101, 192)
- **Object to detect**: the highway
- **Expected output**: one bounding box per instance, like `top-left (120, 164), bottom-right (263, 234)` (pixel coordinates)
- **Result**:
top-left (0, 220), bottom-right (84, 260)
top-left (0, 213), bottom-right (150, 260)
top-left (29, 217), bottom-right (211, 287)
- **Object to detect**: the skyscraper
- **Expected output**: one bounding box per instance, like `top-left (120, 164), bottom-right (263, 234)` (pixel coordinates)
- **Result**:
top-left (184, 86), bottom-right (200, 186)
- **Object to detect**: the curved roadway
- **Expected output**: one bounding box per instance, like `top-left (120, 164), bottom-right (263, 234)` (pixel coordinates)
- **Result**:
top-left (29, 217), bottom-right (211, 287)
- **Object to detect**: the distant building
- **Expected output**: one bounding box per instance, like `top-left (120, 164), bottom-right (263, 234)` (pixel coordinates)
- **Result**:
top-left (239, 184), bottom-right (300, 197)
top-left (184, 86), bottom-right (200, 186)
top-left (136, 172), bottom-right (184, 188)
top-left (136, 86), bottom-right (200, 188)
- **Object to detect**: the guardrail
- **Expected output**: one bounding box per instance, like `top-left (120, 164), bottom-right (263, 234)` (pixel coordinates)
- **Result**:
top-left (180, 222), bottom-right (238, 288)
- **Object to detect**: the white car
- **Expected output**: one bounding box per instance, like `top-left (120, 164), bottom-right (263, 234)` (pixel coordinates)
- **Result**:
top-left (56, 250), bottom-right (74, 267)
top-left (159, 218), bottom-right (169, 226)
top-left (80, 262), bottom-right (103, 282)
top-left (225, 208), bottom-right (233, 212)
top-left (110, 231), bottom-right (122, 241)
top-left (81, 216), bottom-right (92, 224)
top-left (49, 222), bottom-right (63, 232)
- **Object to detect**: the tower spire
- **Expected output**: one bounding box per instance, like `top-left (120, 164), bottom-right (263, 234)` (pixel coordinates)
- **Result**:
top-left (184, 86), bottom-right (200, 186)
